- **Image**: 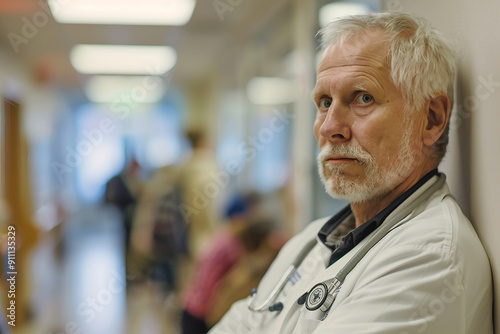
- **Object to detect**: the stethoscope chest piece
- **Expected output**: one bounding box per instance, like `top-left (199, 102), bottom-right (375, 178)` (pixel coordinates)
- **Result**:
top-left (305, 282), bottom-right (340, 313)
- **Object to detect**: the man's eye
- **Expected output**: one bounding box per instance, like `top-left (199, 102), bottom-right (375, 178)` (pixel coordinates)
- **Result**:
top-left (319, 100), bottom-right (331, 108)
top-left (355, 94), bottom-right (373, 104)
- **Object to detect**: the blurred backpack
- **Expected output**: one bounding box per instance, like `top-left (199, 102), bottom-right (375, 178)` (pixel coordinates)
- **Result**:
top-left (151, 185), bottom-right (188, 260)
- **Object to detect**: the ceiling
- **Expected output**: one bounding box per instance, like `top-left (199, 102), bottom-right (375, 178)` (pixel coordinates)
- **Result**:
top-left (0, 0), bottom-right (292, 94)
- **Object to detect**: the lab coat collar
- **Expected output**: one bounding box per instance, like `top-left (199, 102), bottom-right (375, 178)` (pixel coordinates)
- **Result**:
top-left (318, 169), bottom-right (439, 255)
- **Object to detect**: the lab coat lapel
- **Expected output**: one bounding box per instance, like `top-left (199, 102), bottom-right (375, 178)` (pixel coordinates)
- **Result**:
top-left (275, 237), bottom-right (371, 333)
top-left (310, 236), bottom-right (370, 289)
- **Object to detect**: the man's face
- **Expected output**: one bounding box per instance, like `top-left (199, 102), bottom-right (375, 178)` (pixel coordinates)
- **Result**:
top-left (313, 30), bottom-right (425, 203)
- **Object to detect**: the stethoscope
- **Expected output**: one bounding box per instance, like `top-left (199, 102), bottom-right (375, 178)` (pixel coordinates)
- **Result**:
top-left (248, 174), bottom-right (446, 315)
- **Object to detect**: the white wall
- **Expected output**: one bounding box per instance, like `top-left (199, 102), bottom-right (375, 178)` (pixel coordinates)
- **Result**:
top-left (381, 0), bottom-right (500, 331)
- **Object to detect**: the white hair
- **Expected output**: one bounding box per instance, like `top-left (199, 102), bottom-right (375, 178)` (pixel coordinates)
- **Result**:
top-left (318, 12), bottom-right (457, 162)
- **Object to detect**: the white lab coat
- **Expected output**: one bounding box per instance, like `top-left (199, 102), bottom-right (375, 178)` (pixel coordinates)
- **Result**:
top-left (209, 175), bottom-right (493, 334)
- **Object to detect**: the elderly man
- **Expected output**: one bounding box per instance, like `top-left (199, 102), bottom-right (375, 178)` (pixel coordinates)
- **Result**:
top-left (208, 12), bottom-right (493, 334)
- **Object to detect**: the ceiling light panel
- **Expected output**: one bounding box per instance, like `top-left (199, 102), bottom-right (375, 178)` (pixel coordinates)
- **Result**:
top-left (70, 44), bottom-right (177, 75)
top-left (246, 77), bottom-right (296, 105)
top-left (48, 0), bottom-right (196, 26)
top-left (85, 75), bottom-right (165, 104)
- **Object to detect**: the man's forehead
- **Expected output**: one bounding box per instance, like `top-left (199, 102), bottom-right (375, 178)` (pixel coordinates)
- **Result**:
top-left (317, 30), bottom-right (390, 73)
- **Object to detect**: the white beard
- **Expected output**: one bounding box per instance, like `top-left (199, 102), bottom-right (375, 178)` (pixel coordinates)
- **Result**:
top-left (317, 122), bottom-right (417, 203)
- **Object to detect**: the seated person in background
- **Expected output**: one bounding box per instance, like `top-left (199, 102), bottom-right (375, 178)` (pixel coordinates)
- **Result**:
top-left (205, 228), bottom-right (287, 327)
top-left (181, 193), bottom-right (279, 334)
top-left (209, 12), bottom-right (493, 334)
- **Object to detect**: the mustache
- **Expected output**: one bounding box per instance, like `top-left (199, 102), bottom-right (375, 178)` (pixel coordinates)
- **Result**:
top-left (317, 144), bottom-right (374, 165)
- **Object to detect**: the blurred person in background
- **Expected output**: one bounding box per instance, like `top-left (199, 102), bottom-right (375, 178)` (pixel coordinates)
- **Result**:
top-left (128, 163), bottom-right (187, 293)
top-left (181, 192), bottom-right (276, 334)
top-left (175, 129), bottom-right (223, 294)
top-left (205, 222), bottom-right (287, 327)
top-left (104, 158), bottom-right (143, 253)
top-left (178, 129), bottom-right (222, 258)
top-left (127, 128), bottom-right (224, 296)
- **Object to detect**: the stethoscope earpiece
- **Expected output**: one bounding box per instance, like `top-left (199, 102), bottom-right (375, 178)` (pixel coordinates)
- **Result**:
top-left (297, 292), bottom-right (308, 305)
top-left (269, 302), bottom-right (284, 312)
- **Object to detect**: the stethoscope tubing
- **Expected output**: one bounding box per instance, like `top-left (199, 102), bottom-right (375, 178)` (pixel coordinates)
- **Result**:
top-left (248, 174), bottom-right (446, 314)
top-left (334, 174), bottom-right (446, 284)
top-left (248, 238), bottom-right (317, 312)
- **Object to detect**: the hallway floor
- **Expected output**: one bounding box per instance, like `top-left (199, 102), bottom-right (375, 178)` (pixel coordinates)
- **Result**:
top-left (14, 206), bottom-right (182, 334)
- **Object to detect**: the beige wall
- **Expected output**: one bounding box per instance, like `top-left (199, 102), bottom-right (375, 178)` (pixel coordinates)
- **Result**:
top-left (382, 0), bottom-right (500, 331)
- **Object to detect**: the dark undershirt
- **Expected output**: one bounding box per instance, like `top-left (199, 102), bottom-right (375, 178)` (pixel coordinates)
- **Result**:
top-left (318, 169), bottom-right (439, 267)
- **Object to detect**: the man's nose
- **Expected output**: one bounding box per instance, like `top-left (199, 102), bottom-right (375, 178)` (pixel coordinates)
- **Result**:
top-left (319, 102), bottom-right (351, 142)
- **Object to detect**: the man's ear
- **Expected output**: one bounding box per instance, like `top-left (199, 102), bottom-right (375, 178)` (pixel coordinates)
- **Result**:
top-left (422, 94), bottom-right (451, 147)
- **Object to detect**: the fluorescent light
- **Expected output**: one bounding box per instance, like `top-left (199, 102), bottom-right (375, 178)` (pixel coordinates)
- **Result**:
top-left (48, 0), bottom-right (196, 26)
top-left (70, 45), bottom-right (177, 75)
top-left (85, 75), bottom-right (165, 103)
top-left (246, 77), bottom-right (296, 105)
top-left (319, 2), bottom-right (370, 28)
